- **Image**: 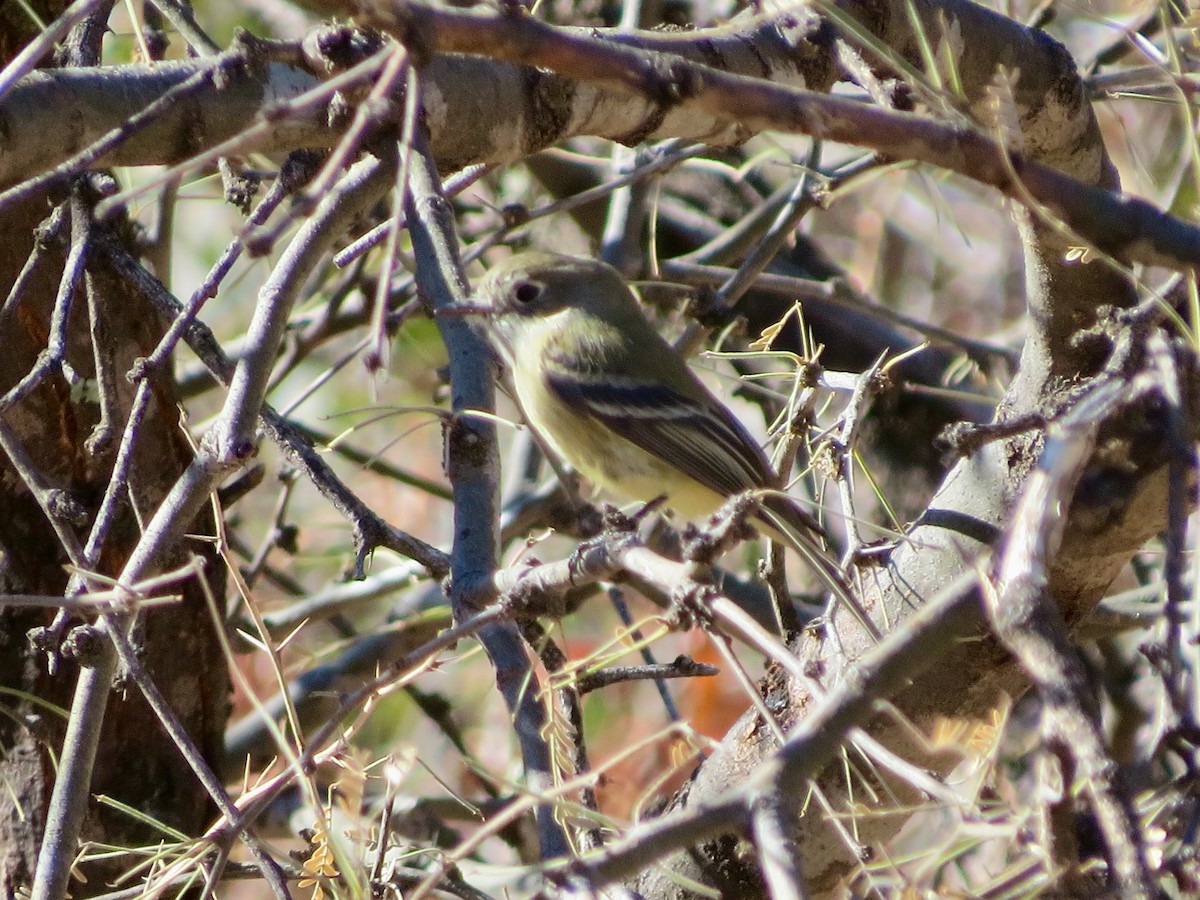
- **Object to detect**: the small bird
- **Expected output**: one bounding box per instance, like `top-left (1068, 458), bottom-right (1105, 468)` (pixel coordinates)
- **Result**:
top-left (469, 251), bottom-right (859, 620)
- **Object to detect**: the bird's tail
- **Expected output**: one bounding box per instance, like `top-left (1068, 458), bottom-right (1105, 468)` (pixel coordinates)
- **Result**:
top-left (753, 492), bottom-right (881, 641)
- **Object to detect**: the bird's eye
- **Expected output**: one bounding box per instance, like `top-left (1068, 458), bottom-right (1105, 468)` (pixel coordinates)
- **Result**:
top-left (512, 281), bottom-right (542, 305)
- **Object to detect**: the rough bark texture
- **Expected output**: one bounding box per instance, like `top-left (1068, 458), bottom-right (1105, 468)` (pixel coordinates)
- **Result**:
top-left (0, 13), bottom-right (228, 894)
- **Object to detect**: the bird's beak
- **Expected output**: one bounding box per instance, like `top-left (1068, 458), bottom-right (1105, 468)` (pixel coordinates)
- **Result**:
top-left (436, 301), bottom-right (493, 319)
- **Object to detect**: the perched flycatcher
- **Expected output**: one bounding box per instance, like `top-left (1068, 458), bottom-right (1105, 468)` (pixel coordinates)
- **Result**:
top-left (469, 251), bottom-right (855, 608)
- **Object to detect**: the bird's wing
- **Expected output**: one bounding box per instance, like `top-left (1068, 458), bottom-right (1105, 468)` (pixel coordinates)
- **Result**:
top-left (544, 369), bottom-right (773, 498)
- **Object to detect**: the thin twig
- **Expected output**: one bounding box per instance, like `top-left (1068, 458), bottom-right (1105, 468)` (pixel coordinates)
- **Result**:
top-left (0, 0), bottom-right (110, 105)
top-left (404, 119), bottom-right (571, 862)
top-left (751, 791), bottom-right (809, 900)
top-left (0, 195), bottom-right (89, 414)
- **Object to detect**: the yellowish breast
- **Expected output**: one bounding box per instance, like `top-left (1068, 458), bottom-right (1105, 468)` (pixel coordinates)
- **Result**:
top-left (510, 340), bottom-right (724, 520)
